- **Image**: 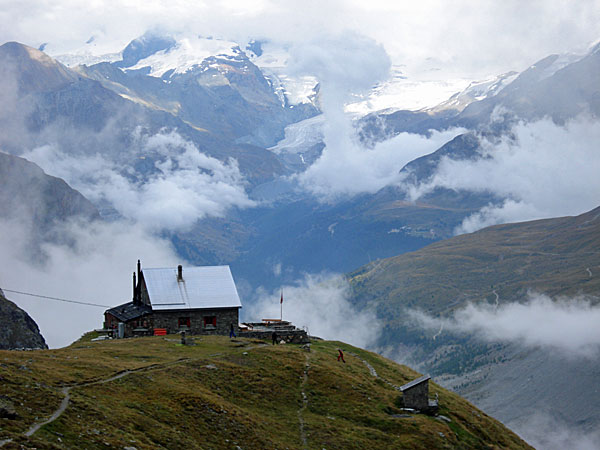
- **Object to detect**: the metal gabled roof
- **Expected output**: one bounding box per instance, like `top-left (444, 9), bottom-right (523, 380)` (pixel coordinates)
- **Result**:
top-left (143, 265), bottom-right (242, 311)
top-left (400, 374), bottom-right (431, 391)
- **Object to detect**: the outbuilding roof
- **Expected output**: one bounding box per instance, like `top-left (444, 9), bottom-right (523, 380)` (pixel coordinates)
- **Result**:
top-left (399, 374), bottom-right (431, 391)
top-left (105, 302), bottom-right (152, 322)
top-left (143, 265), bottom-right (242, 310)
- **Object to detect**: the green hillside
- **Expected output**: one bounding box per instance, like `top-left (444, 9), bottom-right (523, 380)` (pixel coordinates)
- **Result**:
top-left (345, 207), bottom-right (600, 442)
top-left (349, 206), bottom-right (600, 320)
top-left (0, 335), bottom-right (530, 449)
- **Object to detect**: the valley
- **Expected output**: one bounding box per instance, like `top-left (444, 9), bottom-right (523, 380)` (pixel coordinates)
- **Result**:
top-left (1, 13), bottom-right (599, 449)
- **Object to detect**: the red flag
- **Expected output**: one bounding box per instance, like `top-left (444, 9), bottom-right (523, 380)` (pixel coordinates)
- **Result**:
top-left (280, 291), bottom-right (283, 304)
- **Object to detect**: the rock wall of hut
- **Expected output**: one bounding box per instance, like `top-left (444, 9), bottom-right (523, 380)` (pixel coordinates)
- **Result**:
top-left (152, 308), bottom-right (239, 335)
top-left (403, 382), bottom-right (429, 410)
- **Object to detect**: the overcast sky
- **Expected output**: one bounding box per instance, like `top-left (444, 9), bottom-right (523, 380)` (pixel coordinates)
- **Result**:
top-left (1, 0), bottom-right (599, 82)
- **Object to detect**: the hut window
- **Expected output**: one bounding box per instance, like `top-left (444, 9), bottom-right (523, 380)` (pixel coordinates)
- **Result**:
top-left (204, 316), bottom-right (216, 327)
top-left (178, 317), bottom-right (191, 328)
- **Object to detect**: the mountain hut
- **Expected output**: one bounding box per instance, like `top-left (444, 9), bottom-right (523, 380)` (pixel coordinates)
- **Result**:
top-left (104, 261), bottom-right (242, 338)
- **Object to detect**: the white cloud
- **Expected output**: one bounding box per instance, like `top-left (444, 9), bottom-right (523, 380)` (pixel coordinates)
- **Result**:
top-left (515, 413), bottom-right (600, 450)
top-left (298, 127), bottom-right (465, 200)
top-left (21, 129), bottom-right (255, 231)
top-left (409, 293), bottom-right (600, 357)
top-left (2, 1), bottom-right (600, 82)
top-left (405, 117), bottom-right (600, 233)
top-left (283, 30), bottom-right (466, 199)
top-left (0, 217), bottom-right (180, 348)
top-left (247, 273), bottom-right (380, 348)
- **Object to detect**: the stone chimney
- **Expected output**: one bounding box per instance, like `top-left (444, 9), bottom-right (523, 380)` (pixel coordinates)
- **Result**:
top-left (177, 265), bottom-right (183, 282)
top-left (135, 260), bottom-right (142, 305)
top-left (132, 272), bottom-right (137, 304)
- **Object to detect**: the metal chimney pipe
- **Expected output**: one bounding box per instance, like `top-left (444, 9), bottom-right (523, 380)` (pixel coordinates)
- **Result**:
top-left (177, 265), bottom-right (183, 281)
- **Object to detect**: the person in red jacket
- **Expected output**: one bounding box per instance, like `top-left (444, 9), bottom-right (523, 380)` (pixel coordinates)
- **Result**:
top-left (337, 348), bottom-right (346, 363)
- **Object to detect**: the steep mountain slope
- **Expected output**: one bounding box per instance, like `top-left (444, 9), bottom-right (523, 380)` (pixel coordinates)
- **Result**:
top-left (347, 206), bottom-right (600, 442)
top-left (0, 41), bottom-right (286, 186)
top-left (77, 35), bottom-right (317, 149)
top-left (0, 289), bottom-right (47, 350)
top-left (349, 45), bottom-right (600, 268)
top-left (349, 206), bottom-right (600, 315)
top-left (359, 47), bottom-right (595, 144)
top-left (0, 335), bottom-right (531, 449)
top-left (456, 49), bottom-right (600, 128)
top-left (0, 151), bottom-right (99, 239)
top-left (174, 192), bottom-right (478, 293)
top-left (0, 40), bottom-right (457, 296)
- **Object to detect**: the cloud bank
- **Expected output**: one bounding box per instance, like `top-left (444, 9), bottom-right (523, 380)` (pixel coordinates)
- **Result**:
top-left (3, 1), bottom-right (600, 81)
top-left (298, 125), bottom-right (464, 199)
top-left (247, 273), bottom-right (379, 349)
top-left (22, 129), bottom-right (255, 231)
top-left (0, 216), bottom-right (180, 348)
top-left (405, 117), bottom-right (600, 233)
top-left (285, 31), bottom-right (466, 199)
top-left (515, 413), bottom-right (600, 450)
top-left (409, 292), bottom-right (600, 357)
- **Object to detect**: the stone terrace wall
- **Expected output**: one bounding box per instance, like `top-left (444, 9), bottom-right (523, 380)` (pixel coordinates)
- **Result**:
top-left (240, 329), bottom-right (309, 344)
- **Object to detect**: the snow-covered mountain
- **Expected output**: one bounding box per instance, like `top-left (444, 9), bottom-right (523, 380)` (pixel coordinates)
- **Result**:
top-left (53, 33), bottom-right (320, 110)
top-left (428, 71), bottom-right (520, 113)
top-left (358, 44), bottom-right (599, 147)
top-left (124, 36), bottom-right (242, 78)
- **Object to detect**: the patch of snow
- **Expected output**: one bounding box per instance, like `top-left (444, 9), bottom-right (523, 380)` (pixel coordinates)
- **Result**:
top-left (250, 43), bottom-right (317, 105)
top-left (427, 71), bottom-right (519, 113)
top-left (346, 65), bottom-right (472, 114)
top-left (55, 51), bottom-right (122, 67)
top-left (269, 114), bottom-right (325, 154)
top-left (126, 37), bottom-right (240, 78)
top-left (533, 53), bottom-right (583, 80)
top-left (432, 323), bottom-right (443, 340)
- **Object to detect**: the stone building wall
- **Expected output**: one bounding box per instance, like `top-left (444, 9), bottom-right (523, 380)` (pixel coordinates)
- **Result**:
top-left (152, 308), bottom-right (239, 335)
top-left (403, 382), bottom-right (429, 410)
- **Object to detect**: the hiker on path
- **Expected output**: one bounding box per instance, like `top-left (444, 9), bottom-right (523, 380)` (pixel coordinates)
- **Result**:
top-left (272, 331), bottom-right (278, 345)
top-left (229, 323), bottom-right (236, 339)
top-left (337, 348), bottom-right (346, 363)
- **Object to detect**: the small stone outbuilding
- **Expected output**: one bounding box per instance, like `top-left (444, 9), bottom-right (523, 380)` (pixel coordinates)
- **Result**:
top-left (105, 261), bottom-right (242, 337)
top-left (400, 374), bottom-right (438, 414)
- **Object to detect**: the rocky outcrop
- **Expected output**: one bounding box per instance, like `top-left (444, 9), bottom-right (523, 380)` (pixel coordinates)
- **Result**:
top-left (0, 289), bottom-right (47, 350)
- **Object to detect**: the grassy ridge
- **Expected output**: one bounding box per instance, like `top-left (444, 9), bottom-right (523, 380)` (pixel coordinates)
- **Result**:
top-left (349, 206), bottom-right (600, 321)
top-left (0, 335), bottom-right (531, 449)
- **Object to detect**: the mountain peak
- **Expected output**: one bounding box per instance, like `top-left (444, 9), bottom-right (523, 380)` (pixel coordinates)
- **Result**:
top-left (116, 32), bottom-right (177, 68)
top-left (0, 41), bottom-right (78, 93)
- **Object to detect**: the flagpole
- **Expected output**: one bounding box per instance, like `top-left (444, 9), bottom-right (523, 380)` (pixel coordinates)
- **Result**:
top-left (280, 288), bottom-right (283, 321)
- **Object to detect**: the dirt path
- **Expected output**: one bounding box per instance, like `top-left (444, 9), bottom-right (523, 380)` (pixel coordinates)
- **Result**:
top-left (297, 352), bottom-right (310, 450)
top-left (1, 341), bottom-right (269, 447)
top-left (23, 358), bottom-right (190, 439)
